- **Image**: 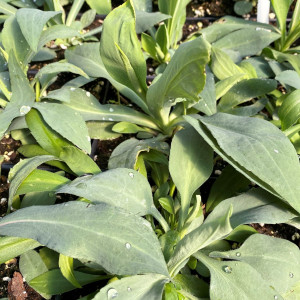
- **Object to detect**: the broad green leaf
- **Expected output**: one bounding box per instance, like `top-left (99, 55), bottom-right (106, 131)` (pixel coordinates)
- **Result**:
top-left (80, 9), bottom-right (96, 29)
top-left (279, 89), bottom-right (300, 130)
top-left (185, 113), bottom-right (300, 213)
top-left (215, 74), bottom-right (246, 100)
top-left (213, 28), bottom-right (280, 57)
top-left (132, 0), bottom-right (152, 12)
top-left (100, 0), bottom-right (147, 99)
top-left (276, 70), bottom-right (300, 89)
top-left (58, 146), bottom-right (100, 176)
top-left (169, 126), bottom-right (213, 227)
top-left (218, 78), bottom-right (277, 113)
top-left (94, 274), bottom-right (168, 300)
top-left (0, 201), bottom-right (169, 276)
top-left (246, 57), bottom-right (275, 78)
top-left (271, 0), bottom-right (292, 34)
top-left (35, 62), bottom-right (88, 80)
top-left (2, 15), bottom-right (31, 64)
top-left (65, 43), bottom-right (148, 112)
top-left (86, 0), bottom-right (111, 14)
top-left (29, 269), bottom-right (106, 296)
top-left (32, 48), bottom-right (56, 62)
top-left (147, 37), bottom-right (210, 124)
top-left (57, 168), bottom-right (156, 217)
top-left (9, 51), bottom-right (35, 106)
top-left (0, 236), bottom-right (40, 264)
top-left (16, 9), bottom-right (60, 52)
top-left (284, 281), bottom-right (300, 299)
top-left (210, 47), bottom-right (245, 81)
top-left (194, 251), bottom-right (283, 300)
top-left (16, 169), bottom-right (69, 196)
top-left (87, 121), bottom-right (121, 140)
top-left (0, 0), bottom-right (17, 15)
top-left (59, 254), bottom-right (81, 288)
top-left (108, 136), bottom-right (169, 169)
top-left (34, 102), bottom-right (91, 154)
top-left (194, 66), bottom-right (216, 115)
top-left (112, 122), bottom-right (146, 134)
top-left (135, 11), bottom-right (170, 34)
top-left (8, 155), bottom-right (58, 211)
top-left (210, 234), bottom-right (300, 295)
top-left (19, 250), bottom-right (48, 283)
top-left (0, 104), bottom-right (21, 139)
top-left (206, 165), bottom-right (250, 212)
top-left (21, 191), bottom-right (57, 208)
top-left (45, 87), bottom-right (158, 130)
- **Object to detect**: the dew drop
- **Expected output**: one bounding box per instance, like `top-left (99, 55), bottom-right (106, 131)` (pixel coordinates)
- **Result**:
top-left (128, 172), bottom-right (134, 178)
top-left (70, 87), bottom-right (76, 91)
top-left (274, 296), bottom-right (278, 300)
top-left (86, 91), bottom-right (91, 97)
top-left (127, 287), bottom-right (132, 292)
top-left (274, 149), bottom-right (279, 154)
top-left (289, 272), bottom-right (294, 278)
top-left (19, 106), bottom-right (31, 116)
top-left (108, 118), bottom-right (114, 121)
top-left (223, 266), bottom-right (232, 273)
top-left (107, 288), bottom-right (118, 299)
top-left (109, 108), bottom-right (114, 112)
top-left (64, 203), bottom-right (69, 206)
top-left (125, 242), bottom-right (131, 249)
top-left (236, 252), bottom-right (241, 257)
top-left (87, 136), bottom-right (91, 142)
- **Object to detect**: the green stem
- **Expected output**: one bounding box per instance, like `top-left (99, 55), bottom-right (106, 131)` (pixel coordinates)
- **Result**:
top-left (284, 124), bottom-right (300, 138)
top-left (66, 0), bottom-right (84, 27)
top-left (152, 208), bottom-right (170, 233)
top-left (35, 81), bottom-right (41, 102)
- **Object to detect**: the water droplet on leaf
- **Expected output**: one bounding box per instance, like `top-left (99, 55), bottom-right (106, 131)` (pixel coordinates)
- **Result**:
top-left (289, 272), bottom-right (294, 278)
top-left (128, 172), bottom-right (134, 178)
top-left (125, 243), bottom-right (131, 249)
top-left (19, 106), bottom-right (31, 116)
top-left (274, 149), bottom-right (279, 154)
top-left (107, 288), bottom-right (118, 299)
top-left (236, 252), bottom-right (241, 257)
top-left (223, 266), bottom-right (232, 273)
top-left (70, 87), bottom-right (76, 91)
top-left (127, 287), bottom-right (132, 292)
top-left (274, 296), bottom-right (278, 300)
top-left (109, 108), bottom-right (114, 112)
top-left (86, 91), bottom-right (91, 97)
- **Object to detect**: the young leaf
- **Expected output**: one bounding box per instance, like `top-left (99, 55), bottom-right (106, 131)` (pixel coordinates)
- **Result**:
top-left (194, 251), bottom-right (283, 300)
top-left (59, 254), bottom-right (82, 288)
top-left (169, 126), bottom-right (213, 228)
top-left (185, 113), bottom-right (300, 213)
top-left (86, 0), bottom-right (111, 14)
top-left (147, 37), bottom-right (210, 125)
top-left (0, 236), bottom-right (40, 264)
top-left (93, 274), bottom-right (168, 300)
top-left (0, 201), bottom-right (169, 276)
top-left (276, 70), bottom-right (300, 89)
top-left (100, 0), bottom-right (147, 99)
top-left (210, 234), bottom-right (300, 295)
top-left (271, 0), bottom-right (292, 35)
top-left (135, 11), bottom-right (170, 34)
top-left (279, 89), bottom-right (300, 130)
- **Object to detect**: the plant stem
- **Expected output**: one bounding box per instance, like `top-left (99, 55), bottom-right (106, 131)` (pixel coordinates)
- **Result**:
top-left (66, 0), bottom-right (84, 27)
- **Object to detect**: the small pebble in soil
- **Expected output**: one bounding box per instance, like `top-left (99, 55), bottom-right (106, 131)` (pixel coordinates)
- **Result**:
top-left (0, 198), bottom-right (7, 204)
top-left (2, 277), bottom-right (11, 282)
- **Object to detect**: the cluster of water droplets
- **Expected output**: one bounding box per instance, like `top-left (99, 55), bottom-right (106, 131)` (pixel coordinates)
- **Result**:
top-left (106, 286), bottom-right (132, 299)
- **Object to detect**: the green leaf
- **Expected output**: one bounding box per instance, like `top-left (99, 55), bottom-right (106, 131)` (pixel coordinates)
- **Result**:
top-left (141, 33), bottom-right (158, 59)
top-left (86, 0), bottom-right (111, 14)
top-left (16, 169), bottom-right (69, 196)
top-left (65, 43), bottom-right (148, 112)
top-left (100, 0), bottom-right (147, 99)
top-left (59, 254), bottom-right (81, 288)
top-left (108, 136), bottom-right (168, 169)
top-left (21, 191), bottom-right (57, 208)
top-left (169, 126), bottom-right (213, 227)
top-left (194, 66), bottom-right (217, 116)
top-left (0, 201), bottom-right (169, 276)
top-left (132, 0), bottom-right (152, 12)
top-left (215, 74), bottom-right (246, 100)
top-left (112, 122), bottom-right (146, 134)
top-left (57, 168), bottom-right (156, 217)
top-left (276, 70), bottom-right (300, 89)
top-left (234, 0), bottom-right (253, 15)
top-left (0, 0), bottom-right (17, 15)
top-left (271, 0), bottom-right (292, 35)
top-left (206, 165), bottom-right (250, 212)
top-left (8, 155), bottom-right (58, 211)
top-left (185, 113), bottom-right (300, 213)
top-left (210, 234), bottom-right (300, 295)
top-left (45, 86), bottom-right (157, 129)
top-left (87, 121), bottom-right (121, 140)
top-left (279, 89), bottom-right (300, 130)
top-left (19, 250), bottom-right (48, 283)
top-left (135, 11), bottom-right (170, 34)
top-left (80, 9), bottom-right (96, 29)
top-left (147, 37), bottom-right (210, 124)
top-left (218, 78), bottom-right (277, 113)
top-left (29, 269), bottom-right (105, 296)
top-left (213, 28), bottom-right (280, 57)
top-left (32, 48), bottom-right (56, 62)
top-left (210, 47), bottom-right (245, 81)
top-left (94, 274), bottom-right (168, 300)
top-left (194, 251), bottom-right (283, 300)
top-left (0, 104), bottom-right (21, 139)
top-left (0, 236), bottom-right (40, 264)
top-left (34, 102), bottom-right (91, 154)
top-left (16, 9), bottom-right (60, 52)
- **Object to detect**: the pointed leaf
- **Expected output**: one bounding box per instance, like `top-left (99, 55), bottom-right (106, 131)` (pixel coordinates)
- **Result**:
top-left (0, 202), bottom-right (169, 276)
